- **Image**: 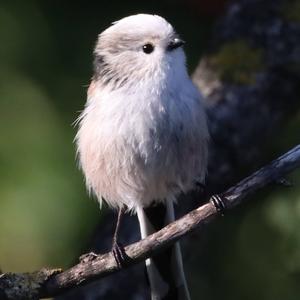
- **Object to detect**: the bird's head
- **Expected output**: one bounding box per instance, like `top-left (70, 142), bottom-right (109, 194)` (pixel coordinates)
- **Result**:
top-left (93, 14), bottom-right (186, 90)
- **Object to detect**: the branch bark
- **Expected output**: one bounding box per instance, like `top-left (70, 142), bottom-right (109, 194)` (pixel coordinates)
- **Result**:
top-left (1, 144), bottom-right (299, 300)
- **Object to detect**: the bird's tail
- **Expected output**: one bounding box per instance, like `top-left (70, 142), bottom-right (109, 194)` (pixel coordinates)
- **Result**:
top-left (137, 201), bottom-right (191, 300)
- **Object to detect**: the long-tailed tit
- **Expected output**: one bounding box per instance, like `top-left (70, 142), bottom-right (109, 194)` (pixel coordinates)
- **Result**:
top-left (76, 14), bottom-right (209, 300)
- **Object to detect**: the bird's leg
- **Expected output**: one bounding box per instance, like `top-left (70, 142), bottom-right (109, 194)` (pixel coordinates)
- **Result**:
top-left (112, 207), bottom-right (130, 268)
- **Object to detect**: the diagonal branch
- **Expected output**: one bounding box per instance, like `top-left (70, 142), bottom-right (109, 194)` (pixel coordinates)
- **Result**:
top-left (1, 144), bottom-right (300, 300)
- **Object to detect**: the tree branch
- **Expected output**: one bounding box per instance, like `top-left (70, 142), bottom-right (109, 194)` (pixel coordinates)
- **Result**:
top-left (1, 144), bottom-right (299, 300)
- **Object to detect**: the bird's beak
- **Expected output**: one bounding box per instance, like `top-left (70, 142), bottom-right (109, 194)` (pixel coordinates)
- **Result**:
top-left (167, 37), bottom-right (185, 51)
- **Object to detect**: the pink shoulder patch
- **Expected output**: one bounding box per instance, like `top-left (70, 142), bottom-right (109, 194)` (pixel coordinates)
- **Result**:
top-left (87, 80), bottom-right (97, 98)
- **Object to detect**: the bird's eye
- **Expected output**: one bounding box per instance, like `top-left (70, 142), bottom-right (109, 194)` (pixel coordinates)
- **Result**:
top-left (142, 43), bottom-right (154, 54)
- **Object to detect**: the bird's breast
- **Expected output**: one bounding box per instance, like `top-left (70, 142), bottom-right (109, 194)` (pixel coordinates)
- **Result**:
top-left (77, 88), bottom-right (207, 209)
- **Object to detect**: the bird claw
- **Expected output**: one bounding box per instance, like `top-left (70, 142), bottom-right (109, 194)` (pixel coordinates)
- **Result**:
top-left (210, 194), bottom-right (226, 216)
top-left (112, 242), bottom-right (130, 268)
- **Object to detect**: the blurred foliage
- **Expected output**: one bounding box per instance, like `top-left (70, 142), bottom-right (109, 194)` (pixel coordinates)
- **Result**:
top-left (0, 1), bottom-right (299, 300)
top-left (282, 0), bottom-right (300, 22)
top-left (190, 170), bottom-right (300, 300)
top-left (208, 40), bottom-right (264, 85)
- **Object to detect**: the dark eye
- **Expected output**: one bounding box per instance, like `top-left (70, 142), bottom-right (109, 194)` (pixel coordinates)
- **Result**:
top-left (142, 43), bottom-right (154, 54)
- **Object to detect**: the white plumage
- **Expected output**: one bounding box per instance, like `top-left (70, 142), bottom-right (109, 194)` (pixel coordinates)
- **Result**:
top-left (76, 14), bottom-right (208, 211)
top-left (75, 14), bottom-right (209, 299)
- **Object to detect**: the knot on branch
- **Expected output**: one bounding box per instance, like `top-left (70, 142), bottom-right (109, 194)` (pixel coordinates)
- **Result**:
top-left (0, 268), bottom-right (62, 300)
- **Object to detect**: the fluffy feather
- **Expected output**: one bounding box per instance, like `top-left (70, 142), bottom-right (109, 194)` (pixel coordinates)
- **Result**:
top-left (75, 14), bottom-right (209, 211)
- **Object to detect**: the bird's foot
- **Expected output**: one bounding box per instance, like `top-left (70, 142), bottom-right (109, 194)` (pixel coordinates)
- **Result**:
top-left (112, 242), bottom-right (131, 268)
top-left (79, 251), bottom-right (98, 263)
top-left (210, 194), bottom-right (227, 216)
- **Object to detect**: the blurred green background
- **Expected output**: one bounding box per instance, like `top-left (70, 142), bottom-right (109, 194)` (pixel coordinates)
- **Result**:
top-left (0, 1), bottom-right (299, 300)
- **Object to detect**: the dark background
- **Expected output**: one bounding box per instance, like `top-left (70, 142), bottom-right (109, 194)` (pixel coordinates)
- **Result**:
top-left (0, 1), bottom-right (299, 299)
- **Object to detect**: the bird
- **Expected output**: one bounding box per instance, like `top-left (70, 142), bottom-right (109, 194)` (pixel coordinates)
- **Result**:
top-left (75, 14), bottom-right (209, 300)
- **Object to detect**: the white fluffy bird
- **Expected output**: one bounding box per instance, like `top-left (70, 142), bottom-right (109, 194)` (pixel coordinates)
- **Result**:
top-left (76, 14), bottom-right (209, 300)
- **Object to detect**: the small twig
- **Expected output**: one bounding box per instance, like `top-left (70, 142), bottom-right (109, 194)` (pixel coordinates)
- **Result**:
top-left (0, 145), bottom-right (300, 300)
